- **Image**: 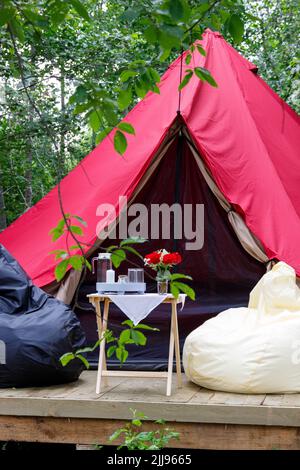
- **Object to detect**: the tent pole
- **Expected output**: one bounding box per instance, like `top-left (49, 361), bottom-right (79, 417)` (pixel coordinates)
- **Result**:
top-left (173, 126), bottom-right (183, 253)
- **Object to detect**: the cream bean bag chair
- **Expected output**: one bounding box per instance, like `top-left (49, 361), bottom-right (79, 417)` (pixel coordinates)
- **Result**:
top-left (183, 262), bottom-right (300, 393)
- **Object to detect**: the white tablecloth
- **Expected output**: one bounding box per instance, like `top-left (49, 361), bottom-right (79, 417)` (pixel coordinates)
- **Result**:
top-left (106, 293), bottom-right (185, 325)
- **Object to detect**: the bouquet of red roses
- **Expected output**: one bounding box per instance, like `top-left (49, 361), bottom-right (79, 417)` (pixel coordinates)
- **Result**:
top-left (144, 249), bottom-right (182, 281)
top-left (144, 249), bottom-right (195, 299)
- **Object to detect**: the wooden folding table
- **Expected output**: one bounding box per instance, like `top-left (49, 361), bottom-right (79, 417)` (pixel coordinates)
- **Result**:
top-left (87, 293), bottom-right (184, 396)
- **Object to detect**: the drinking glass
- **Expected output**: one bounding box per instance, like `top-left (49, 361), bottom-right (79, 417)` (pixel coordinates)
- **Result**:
top-left (128, 268), bottom-right (137, 283)
top-left (135, 269), bottom-right (144, 283)
top-left (118, 275), bottom-right (128, 283)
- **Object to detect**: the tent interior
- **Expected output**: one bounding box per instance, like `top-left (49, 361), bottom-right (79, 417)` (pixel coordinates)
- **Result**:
top-left (74, 125), bottom-right (265, 369)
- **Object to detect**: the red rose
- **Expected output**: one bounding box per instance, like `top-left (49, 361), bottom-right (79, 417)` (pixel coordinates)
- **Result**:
top-left (162, 252), bottom-right (182, 265)
top-left (144, 252), bottom-right (161, 265)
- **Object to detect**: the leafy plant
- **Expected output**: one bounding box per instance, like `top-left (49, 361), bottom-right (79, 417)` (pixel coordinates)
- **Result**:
top-left (108, 409), bottom-right (180, 450)
top-left (49, 213), bottom-right (91, 281)
top-left (106, 320), bottom-right (159, 365)
top-left (169, 273), bottom-right (195, 301)
top-left (50, 222), bottom-right (146, 281)
top-left (60, 339), bottom-right (101, 369)
top-left (144, 250), bottom-right (195, 300)
top-left (107, 236), bottom-right (147, 268)
top-left (60, 321), bottom-right (159, 368)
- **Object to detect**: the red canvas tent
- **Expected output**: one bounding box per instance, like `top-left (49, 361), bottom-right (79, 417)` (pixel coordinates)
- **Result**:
top-left (1, 29), bottom-right (300, 295)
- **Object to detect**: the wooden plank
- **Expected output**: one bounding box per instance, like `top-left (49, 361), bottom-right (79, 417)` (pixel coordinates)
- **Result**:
top-left (262, 394), bottom-right (285, 407)
top-left (1, 372), bottom-right (300, 427)
top-left (102, 371), bottom-right (168, 378)
top-left (98, 376), bottom-right (198, 403)
top-left (188, 388), bottom-right (215, 404)
top-left (209, 392), bottom-right (265, 406)
top-left (67, 375), bottom-right (126, 400)
top-left (0, 416), bottom-right (300, 450)
top-left (280, 395), bottom-right (300, 407)
top-left (2, 393), bottom-right (300, 427)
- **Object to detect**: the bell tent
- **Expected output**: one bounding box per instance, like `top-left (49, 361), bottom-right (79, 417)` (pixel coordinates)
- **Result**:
top-left (1, 29), bottom-right (299, 368)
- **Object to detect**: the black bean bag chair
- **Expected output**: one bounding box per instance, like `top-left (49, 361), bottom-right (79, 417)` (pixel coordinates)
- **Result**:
top-left (0, 244), bottom-right (86, 387)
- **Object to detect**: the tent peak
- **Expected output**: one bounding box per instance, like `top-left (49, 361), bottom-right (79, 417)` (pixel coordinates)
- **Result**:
top-left (203, 28), bottom-right (223, 38)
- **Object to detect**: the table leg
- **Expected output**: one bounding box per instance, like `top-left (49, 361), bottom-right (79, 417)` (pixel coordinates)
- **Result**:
top-left (96, 299), bottom-right (109, 394)
top-left (94, 300), bottom-right (107, 372)
top-left (172, 300), bottom-right (182, 388)
top-left (166, 304), bottom-right (175, 397)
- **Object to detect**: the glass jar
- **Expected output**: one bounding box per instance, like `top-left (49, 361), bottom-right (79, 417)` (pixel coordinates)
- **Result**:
top-left (92, 253), bottom-right (112, 283)
top-left (157, 280), bottom-right (168, 295)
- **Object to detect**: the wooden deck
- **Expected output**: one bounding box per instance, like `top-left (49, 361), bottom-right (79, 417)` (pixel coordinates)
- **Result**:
top-left (1, 371), bottom-right (300, 449)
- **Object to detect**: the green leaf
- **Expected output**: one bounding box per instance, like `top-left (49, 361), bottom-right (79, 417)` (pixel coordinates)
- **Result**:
top-left (76, 354), bottom-right (90, 369)
top-left (170, 273), bottom-right (192, 281)
top-left (121, 319), bottom-right (134, 328)
top-left (121, 246), bottom-right (143, 259)
top-left (111, 249), bottom-right (126, 268)
top-left (69, 225), bottom-right (83, 235)
top-left (116, 347), bottom-right (128, 363)
top-left (107, 345), bottom-right (117, 358)
top-left (114, 130), bottom-right (127, 155)
top-left (72, 215), bottom-right (87, 226)
top-left (159, 25), bottom-right (183, 49)
top-left (148, 68), bottom-right (161, 84)
top-left (178, 71), bottom-right (193, 91)
top-left (159, 48), bottom-right (171, 62)
top-left (144, 24), bottom-right (158, 44)
top-left (154, 418), bottom-right (166, 425)
top-left (49, 227), bottom-right (64, 242)
top-left (170, 283), bottom-right (180, 299)
top-left (131, 330), bottom-right (147, 346)
top-left (69, 245), bottom-right (80, 251)
top-left (89, 110), bottom-right (101, 132)
top-left (118, 122), bottom-right (135, 135)
top-left (118, 88), bottom-right (132, 111)
top-left (228, 14), bottom-right (244, 44)
top-left (0, 7), bottom-right (16, 26)
top-left (119, 329), bottom-right (131, 344)
top-left (68, 0), bottom-right (90, 21)
top-left (120, 70), bottom-right (137, 82)
top-left (194, 67), bottom-right (218, 87)
top-left (135, 324), bottom-right (159, 331)
top-left (76, 341), bottom-right (100, 354)
top-left (196, 45), bottom-right (206, 56)
top-left (73, 85), bottom-right (88, 103)
top-left (49, 249), bottom-right (68, 260)
top-left (60, 352), bottom-right (75, 367)
top-left (185, 53), bottom-right (192, 65)
top-left (109, 428), bottom-right (124, 442)
top-left (169, 0), bottom-right (184, 20)
top-left (134, 79), bottom-right (148, 99)
top-left (96, 127), bottom-right (113, 144)
top-left (55, 259), bottom-right (69, 282)
top-left (85, 259), bottom-right (92, 271)
top-left (171, 281), bottom-right (195, 300)
top-left (132, 419), bottom-right (142, 427)
top-left (9, 17), bottom-right (25, 42)
top-left (69, 255), bottom-right (83, 271)
top-left (23, 8), bottom-right (46, 25)
top-left (120, 237), bottom-right (147, 246)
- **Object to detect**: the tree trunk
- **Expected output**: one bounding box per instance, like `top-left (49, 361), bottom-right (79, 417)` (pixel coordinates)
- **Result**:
top-left (60, 63), bottom-right (66, 175)
top-left (0, 167), bottom-right (7, 231)
top-left (24, 139), bottom-right (33, 208)
top-left (24, 46), bottom-right (35, 209)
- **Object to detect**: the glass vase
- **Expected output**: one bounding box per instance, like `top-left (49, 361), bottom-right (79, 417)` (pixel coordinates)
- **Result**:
top-left (157, 280), bottom-right (168, 295)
